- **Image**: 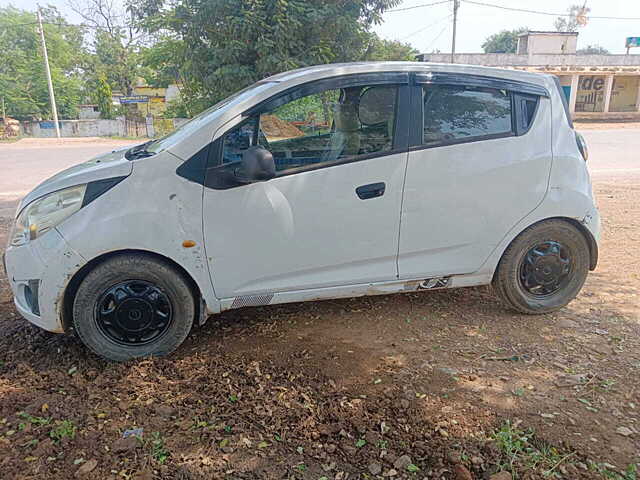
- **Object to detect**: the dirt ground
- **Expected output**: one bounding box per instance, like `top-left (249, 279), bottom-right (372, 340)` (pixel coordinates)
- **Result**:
top-left (0, 137), bottom-right (638, 479)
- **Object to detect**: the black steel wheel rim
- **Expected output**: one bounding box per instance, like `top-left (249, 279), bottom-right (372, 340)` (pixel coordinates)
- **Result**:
top-left (519, 241), bottom-right (573, 297)
top-left (95, 280), bottom-right (173, 346)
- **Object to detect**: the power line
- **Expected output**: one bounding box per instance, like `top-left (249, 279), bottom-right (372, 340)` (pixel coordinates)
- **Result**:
top-left (400, 12), bottom-right (453, 40)
top-left (424, 22), bottom-right (449, 52)
top-left (461, 0), bottom-right (640, 21)
top-left (388, 0), bottom-right (452, 13)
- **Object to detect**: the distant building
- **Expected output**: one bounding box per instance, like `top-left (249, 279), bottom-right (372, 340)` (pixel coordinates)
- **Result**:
top-left (78, 104), bottom-right (101, 120)
top-left (418, 31), bottom-right (640, 120)
top-left (111, 83), bottom-right (182, 118)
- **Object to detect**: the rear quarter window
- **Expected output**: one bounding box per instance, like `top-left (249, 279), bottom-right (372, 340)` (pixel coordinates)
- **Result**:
top-left (422, 85), bottom-right (513, 146)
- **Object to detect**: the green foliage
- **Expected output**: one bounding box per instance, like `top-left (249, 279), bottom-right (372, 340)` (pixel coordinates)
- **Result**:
top-left (163, 99), bottom-right (190, 119)
top-left (589, 462), bottom-right (637, 480)
top-left (482, 28), bottom-right (528, 54)
top-left (90, 30), bottom-right (140, 96)
top-left (93, 74), bottom-right (113, 119)
top-left (364, 35), bottom-right (419, 61)
top-left (129, 0), bottom-right (402, 115)
top-left (49, 420), bottom-right (76, 443)
top-left (150, 432), bottom-right (169, 463)
top-left (493, 421), bottom-right (574, 478)
top-left (18, 412), bottom-right (51, 426)
top-left (0, 6), bottom-right (84, 120)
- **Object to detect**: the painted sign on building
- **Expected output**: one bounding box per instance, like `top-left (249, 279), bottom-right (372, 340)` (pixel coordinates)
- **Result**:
top-left (39, 121), bottom-right (62, 129)
top-left (575, 76), bottom-right (606, 112)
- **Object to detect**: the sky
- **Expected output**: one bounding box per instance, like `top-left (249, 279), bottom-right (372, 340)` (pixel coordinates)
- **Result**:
top-left (2, 0), bottom-right (640, 55)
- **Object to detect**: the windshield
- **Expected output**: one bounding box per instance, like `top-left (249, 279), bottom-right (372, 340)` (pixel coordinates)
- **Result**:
top-left (145, 81), bottom-right (276, 154)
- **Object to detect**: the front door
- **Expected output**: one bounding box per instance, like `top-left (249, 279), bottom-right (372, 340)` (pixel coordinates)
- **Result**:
top-left (398, 77), bottom-right (552, 279)
top-left (203, 76), bottom-right (410, 298)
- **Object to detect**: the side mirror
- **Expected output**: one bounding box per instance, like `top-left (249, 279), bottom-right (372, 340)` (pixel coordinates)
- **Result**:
top-left (237, 146), bottom-right (275, 183)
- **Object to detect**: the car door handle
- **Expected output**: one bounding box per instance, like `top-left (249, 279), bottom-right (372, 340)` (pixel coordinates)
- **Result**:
top-left (356, 182), bottom-right (386, 200)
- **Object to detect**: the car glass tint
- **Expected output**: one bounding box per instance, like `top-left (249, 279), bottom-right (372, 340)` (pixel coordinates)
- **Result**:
top-left (422, 85), bottom-right (512, 146)
top-left (147, 82), bottom-right (274, 154)
top-left (221, 85), bottom-right (399, 173)
top-left (222, 117), bottom-right (259, 164)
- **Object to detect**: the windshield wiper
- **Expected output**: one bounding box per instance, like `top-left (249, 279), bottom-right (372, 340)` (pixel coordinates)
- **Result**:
top-left (125, 140), bottom-right (156, 160)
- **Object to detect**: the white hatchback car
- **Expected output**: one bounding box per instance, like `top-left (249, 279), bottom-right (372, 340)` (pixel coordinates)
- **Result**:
top-left (4, 62), bottom-right (599, 361)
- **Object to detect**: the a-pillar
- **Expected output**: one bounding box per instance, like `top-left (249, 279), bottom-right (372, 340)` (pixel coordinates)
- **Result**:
top-left (603, 74), bottom-right (615, 113)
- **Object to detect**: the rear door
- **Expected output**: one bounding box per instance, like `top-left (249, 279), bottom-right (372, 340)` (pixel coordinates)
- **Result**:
top-left (398, 73), bottom-right (552, 279)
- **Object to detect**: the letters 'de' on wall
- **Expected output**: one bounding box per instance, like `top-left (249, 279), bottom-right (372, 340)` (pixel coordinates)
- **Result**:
top-left (575, 76), bottom-right (606, 112)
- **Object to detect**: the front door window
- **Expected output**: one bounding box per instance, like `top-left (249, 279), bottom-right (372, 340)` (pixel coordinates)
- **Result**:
top-left (221, 84), bottom-right (399, 175)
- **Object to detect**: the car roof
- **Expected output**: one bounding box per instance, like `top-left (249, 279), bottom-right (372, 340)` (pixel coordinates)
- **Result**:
top-left (264, 61), bottom-right (554, 88)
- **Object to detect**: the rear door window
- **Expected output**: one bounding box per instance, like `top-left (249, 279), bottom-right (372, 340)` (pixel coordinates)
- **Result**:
top-left (422, 85), bottom-right (513, 146)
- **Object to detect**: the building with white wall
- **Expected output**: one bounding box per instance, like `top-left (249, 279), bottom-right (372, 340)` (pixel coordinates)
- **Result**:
top-left (418, 31), bottom-right (640, 120)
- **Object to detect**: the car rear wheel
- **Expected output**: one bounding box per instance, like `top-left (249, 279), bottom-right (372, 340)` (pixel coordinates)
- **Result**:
top-left (73, 254), bottom-right (195, 362)
top-left (493, 220), bottom-right (590, 314)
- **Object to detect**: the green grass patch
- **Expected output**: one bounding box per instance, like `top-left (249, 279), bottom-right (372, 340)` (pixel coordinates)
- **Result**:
top-left (49, 420), bottom-right (76, 443)
top-left (492, 421), bottom-right (574, 478)
top-left (150, 432), bottom-right (169, 464)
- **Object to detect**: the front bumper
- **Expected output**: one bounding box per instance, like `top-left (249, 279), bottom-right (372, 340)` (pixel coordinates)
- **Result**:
top-left (582, 205), bottom-right (601, 270)
top-left (4, 228), bottom-right (86, 333)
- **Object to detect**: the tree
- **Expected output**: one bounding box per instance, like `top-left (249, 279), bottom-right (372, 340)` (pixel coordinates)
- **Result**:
top-left (129, 0), bottom-right (401, 115)
top-left (93, 73), bottom-right (113, 119)
top-left (0, 6), bottom-right (84, 120)
top-left (482, 28), bottom-right (528, 54)
top-left (577, 45), bottom-right (610, 55)
top-left (554, 4), bottom-right (590, 32)
top-left (70, 0), bottom-right (145, 97)
top-left (364, 36), bottom-right (419, 61)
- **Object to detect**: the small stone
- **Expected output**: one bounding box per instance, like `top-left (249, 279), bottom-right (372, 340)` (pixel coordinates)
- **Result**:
top-left (616, 426), bottom-right (633, 437)
top-left (222, 446), bottom-right (234, 453)
top-left (75, 459), bottom-right (97, 477)
top-left (365, 431), bottom-right (380, 444)
top-left (554, 374), bottom-right (585, 387)
top-left (113, 436), bottom-right (139, 454)
top-left (489, 472), bottom-right (512, 480)
top-left (439, 367), bottom-right (458, 376)
top-left (383, 469), bottom-right (398, 477)
top-left (393, 455), bottom-right (412, 470)
top-left (556, 319), bottom-right (578, 329)
top-left (471, 456), bottom-right (483, 465)
top-left (155, 405), bottom-right (174, 418)
top-left (369, 462), bottom-right (382, 475)
top-left (454, 464), bottom-right (473, 480)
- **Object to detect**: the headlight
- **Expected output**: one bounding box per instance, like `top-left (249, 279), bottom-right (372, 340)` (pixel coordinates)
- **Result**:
top-left (10, 184), bottom-right (86, 247)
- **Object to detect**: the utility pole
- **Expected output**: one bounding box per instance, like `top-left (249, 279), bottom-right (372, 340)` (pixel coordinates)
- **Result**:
top-left (1, 97), bottom-right (5, 119)
top-left (36, 7), bottom-right (61, 139)
top-left (450, 0), bottom-right (460, 64)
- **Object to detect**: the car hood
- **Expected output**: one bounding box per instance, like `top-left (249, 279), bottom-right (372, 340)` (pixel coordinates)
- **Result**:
top-left (18, 146), bottom-right (133, 212)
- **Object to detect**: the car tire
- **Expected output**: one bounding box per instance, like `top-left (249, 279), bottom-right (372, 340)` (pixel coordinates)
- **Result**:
top-left (72, 253), bottom-right (195, 362)
top-left (493, 220), bottom-right (590, 314)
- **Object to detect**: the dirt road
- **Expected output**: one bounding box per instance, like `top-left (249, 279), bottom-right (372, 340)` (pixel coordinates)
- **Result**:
top-left (0, 135), bottom-right (638, 479)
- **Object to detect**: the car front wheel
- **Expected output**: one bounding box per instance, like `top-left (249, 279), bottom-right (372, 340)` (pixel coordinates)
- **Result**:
top-left (73, 254), bottom-right (195, 362)
top-left (493, 220), bottom-right (590, 314)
